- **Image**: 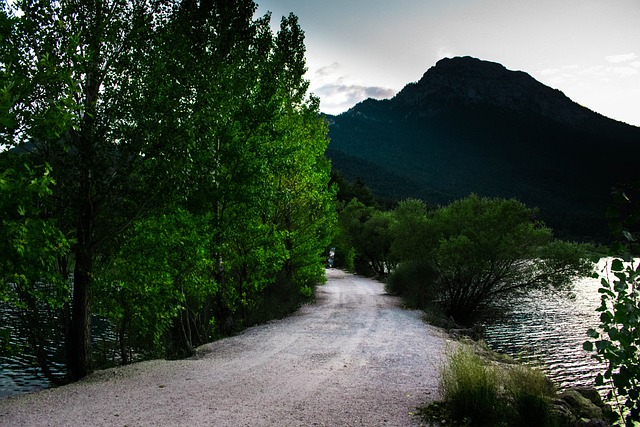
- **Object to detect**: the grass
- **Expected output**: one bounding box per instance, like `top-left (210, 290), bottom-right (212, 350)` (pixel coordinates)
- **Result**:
top-left (421, 344), bottom-right (562, 427)
top-left (440, 345), bottom-right (503, 426)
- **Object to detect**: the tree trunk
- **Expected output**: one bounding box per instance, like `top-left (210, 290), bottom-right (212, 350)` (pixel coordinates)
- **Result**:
top-left (68, 217), bottom-right (93, 381)
top-left (67, 8), bottom-right (102, 380)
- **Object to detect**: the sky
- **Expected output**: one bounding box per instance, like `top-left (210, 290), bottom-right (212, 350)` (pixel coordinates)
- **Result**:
top-left (255, 0), bottom-right (640, 127)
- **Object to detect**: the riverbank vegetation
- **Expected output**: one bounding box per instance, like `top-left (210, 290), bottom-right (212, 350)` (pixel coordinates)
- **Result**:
top-left (584, 182), bottom-right (640, 426)
top-left (421, 342), bottom-right (615, 427)
top-left (334, 193), bottom-right (592, 325)
top-left (0, 0), bottom-right (334, 384)
top-left (421, 344), bottom-right (558, 426)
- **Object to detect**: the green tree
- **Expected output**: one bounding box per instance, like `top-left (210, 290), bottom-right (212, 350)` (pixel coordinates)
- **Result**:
top-left (1, 0), bottom-right (334, 382)
top-left (1, 0), bottom-right (183, 381)
top-left (0, 158), bottom-right (70, 383)
top-left (160, 3), bottom-right (334, 336)
top-left (336, 199), bottom-right (376, 275)
top-left (390, 195), bottom-right (591, 324)
top-left (94, 208), bottom-right (216, 362)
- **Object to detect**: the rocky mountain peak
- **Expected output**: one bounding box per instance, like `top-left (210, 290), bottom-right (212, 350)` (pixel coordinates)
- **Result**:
top-left (391, 56), bottom-right (599, 130)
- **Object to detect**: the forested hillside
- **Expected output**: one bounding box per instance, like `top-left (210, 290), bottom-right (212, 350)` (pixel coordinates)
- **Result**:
top-left (0, 0), bottom-right (334, 383)
top-left (327, 57), bottom-right (640, 242)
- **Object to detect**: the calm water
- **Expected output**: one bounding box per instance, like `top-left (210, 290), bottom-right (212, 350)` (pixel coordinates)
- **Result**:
top-left (483, 260), bottom-right (614, 392)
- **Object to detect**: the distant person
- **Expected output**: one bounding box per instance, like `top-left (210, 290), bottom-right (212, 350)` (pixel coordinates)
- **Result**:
top-left (327, 247), bottom-right (335, 268)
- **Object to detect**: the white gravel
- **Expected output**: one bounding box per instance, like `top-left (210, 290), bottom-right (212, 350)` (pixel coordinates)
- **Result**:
top-left (0, 269), bottom-right (449, 426)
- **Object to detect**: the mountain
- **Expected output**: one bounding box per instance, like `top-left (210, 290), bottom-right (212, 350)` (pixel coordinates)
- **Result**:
top-left (326, 56), bottom-right (640, 241)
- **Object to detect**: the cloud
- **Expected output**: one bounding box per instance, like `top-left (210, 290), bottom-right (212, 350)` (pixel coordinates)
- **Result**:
top-left (611, 66), bottom-right (638, 76)
top-left (630, 61), bottom-right (640, 68)
top-left (540, 65), bottom-right (578, 78)
top-left (308, 62), bottom-right (398, 114)
top-left (580, 65), bottom-right (604, 75)
top-left (312, 83), bottom-right (397, 115)
top-left (314, 63), bottom-right (341, 79)
top-left (605, 53), bottom-right (637, 63)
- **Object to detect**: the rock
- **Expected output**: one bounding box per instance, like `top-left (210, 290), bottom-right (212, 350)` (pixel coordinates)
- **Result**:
top-left (559, 389), bottom-right (603, 420)
top-left (573, 387), bottom-right (604, 407)
top-left (550, 398), bottom-right (578, 426)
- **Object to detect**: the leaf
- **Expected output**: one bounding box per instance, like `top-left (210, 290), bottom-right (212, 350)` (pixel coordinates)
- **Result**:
top-left (612, 259), bottom-right (625, 272)
top-left (583, 341), bottom-right (594, 351)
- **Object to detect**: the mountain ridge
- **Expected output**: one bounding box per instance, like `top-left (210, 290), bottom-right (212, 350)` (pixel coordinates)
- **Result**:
top-left (326, 56), bottom-right (640, 241)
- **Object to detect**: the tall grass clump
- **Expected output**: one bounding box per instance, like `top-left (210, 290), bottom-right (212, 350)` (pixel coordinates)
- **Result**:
top-left (422, 344), bottom-right (563, 426)
top-left (440, 345), bottom-right (502, 426)
top-left (506, 365), bottom-right (558, 427)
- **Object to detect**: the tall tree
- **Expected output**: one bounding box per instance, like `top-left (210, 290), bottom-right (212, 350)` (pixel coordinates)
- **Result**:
top-left (1, 0), bottom-right (179, 380)
top-left (1, 0), bottom-right (335, 381)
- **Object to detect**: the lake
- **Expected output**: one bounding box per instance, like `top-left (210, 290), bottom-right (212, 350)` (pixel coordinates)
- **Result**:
top-left (483, 259), bottom-right (615, 392)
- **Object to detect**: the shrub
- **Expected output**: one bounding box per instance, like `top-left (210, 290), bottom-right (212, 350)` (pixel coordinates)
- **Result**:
top-left (440, 345), bottom-right (502, 426)
top-left (393, 195), bottom-right (592, 325)
top-left (385, 261), bottom-right (438, 309)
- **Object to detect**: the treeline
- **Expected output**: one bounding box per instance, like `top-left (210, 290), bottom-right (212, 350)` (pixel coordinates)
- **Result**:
top-left (332, 186), bottom-right (593, 325)
top-left (0, 1), bottom-right (334, 383)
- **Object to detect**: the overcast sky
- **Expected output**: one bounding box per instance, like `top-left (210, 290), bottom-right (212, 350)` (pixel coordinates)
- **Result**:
top-left (256, 0), bottom-right (640, 127)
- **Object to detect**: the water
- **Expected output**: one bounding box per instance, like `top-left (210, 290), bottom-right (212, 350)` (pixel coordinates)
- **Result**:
top-left (0, 303), bottom-right (118, 400)
top-left (482, 260), bottom-right (614, 392)
top-left (0, 354), bottom-right (54, 399)
top-left (0, 301), bottom-right (66, 399)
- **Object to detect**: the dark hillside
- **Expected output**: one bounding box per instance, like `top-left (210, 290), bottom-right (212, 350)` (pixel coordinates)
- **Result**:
top-left (326, 57), bottom-right (640, 241)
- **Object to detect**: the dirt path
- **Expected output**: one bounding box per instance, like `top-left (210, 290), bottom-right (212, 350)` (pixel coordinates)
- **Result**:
top-left (0, 269), bottom-right (448, 426)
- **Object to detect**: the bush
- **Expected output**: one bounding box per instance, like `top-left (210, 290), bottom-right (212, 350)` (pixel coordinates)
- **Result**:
top-left (393, 195), bottom-right (592, 325)
top-left (385, 261), bottom-right (438, 309)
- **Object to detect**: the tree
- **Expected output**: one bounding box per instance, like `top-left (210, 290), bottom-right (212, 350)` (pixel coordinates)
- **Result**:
top-left (390, 195), bottom-right (591, 324)
top-left (1, 0), bottom-right (184, 381)
top-left (0, 158), bottom-right (70, 384)
top-left (1, 0), bottom-right (334, 382)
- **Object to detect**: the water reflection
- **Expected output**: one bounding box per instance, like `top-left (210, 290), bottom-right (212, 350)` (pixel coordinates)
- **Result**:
top-left (0, 303), bottom-right (61, 399)
top-left (0, 303), bottom-right (116, 400)
top-left (483, 273), bottom-right (606, 391)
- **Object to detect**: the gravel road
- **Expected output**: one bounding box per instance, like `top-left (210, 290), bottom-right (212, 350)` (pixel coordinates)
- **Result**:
top-left (0, 269), bottom-right (448, 426)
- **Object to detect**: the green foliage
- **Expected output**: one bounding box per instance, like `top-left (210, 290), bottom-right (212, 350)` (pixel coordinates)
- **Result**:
top-left (0, 158), bottom-right (71, 383)
top-left (584, 183), bottom-right (640, 426)
top-left (439, 345), bottom-right (503, 426)
top-left (505, 365), bottom-right (557, 427)
top-left (338, 194), bottom-right (590, 324)
top-left (94, 209), bottom-right (216, 361)
top-left (389, 195), bottom-right (592, 324)
top-left (1, 0), bottom-right (335, 383)
top-left (584, 259), bottom-right (640, 426)
top-left (384, 261), bottom-right (438, 309)
top-left (334, 199), bottom-right (395, 276)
